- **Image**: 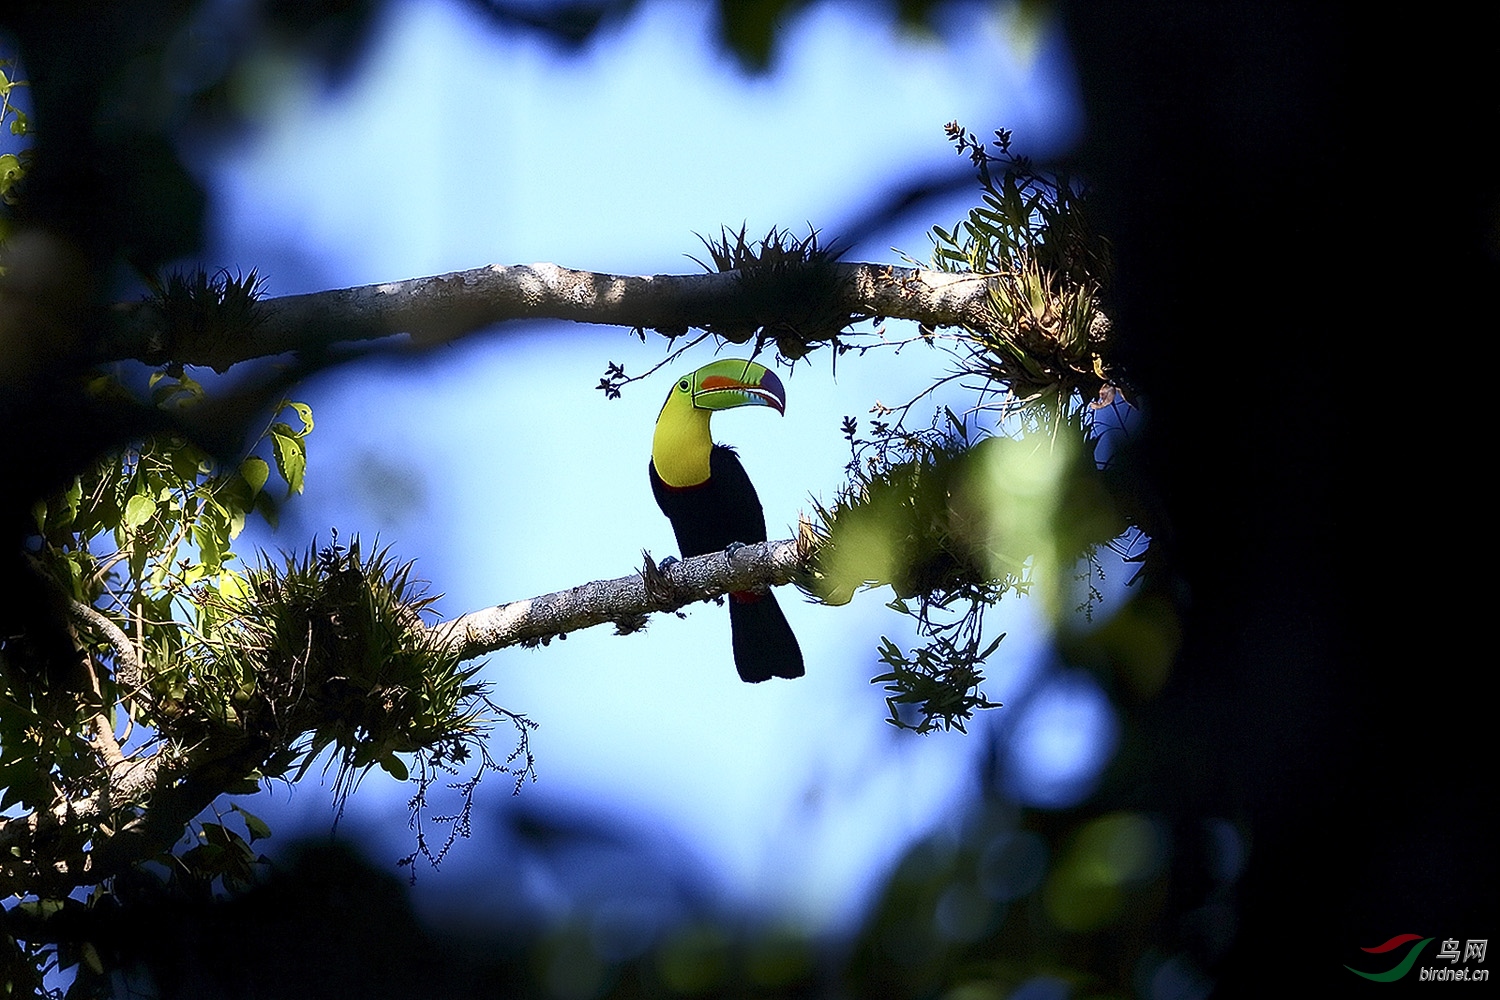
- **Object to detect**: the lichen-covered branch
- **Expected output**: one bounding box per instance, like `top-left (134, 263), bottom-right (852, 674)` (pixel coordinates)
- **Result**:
top-left (433, 537), bottom-right (808, 661)
top-left (0, 536), bottom-right (810, 899)
top-left (0, 750), bottom-right (174, 898)
top-left (66, 597), bottom-right (142, 690)
top-left (101, 262), bottom-right (1004, 370)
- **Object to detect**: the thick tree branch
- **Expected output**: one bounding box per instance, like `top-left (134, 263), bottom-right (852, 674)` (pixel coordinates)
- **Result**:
top-left (432, 537), bottom-right (808, 660)
top-left (66, 597), bottom-right (143, 691)
top-left (0, 751), bottom-right (173, 898)
top-left (0, 536), bottom-right (812, 898)
top-left (102, 262), bottom-right (1000, 369)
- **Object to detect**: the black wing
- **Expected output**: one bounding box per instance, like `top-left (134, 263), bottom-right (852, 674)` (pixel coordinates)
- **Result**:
top-left (649, 445), bottom-right (768, 557)
top-left (649, 445), bottom-right (802, 682)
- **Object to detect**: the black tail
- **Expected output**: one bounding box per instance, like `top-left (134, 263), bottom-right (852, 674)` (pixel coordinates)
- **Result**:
top-left (728, 590), bottom-right (804, 683)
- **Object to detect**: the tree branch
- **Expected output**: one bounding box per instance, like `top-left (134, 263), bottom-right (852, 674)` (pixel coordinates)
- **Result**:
top-left (432, 536), bottom-right (808, 660)
top-left (0, 751), bottom-right (173, 898)
top-left (66, 597), bottom-right (142, 690)
top-left (15, 255), bottom-right (1039, 905)
top-left (0, 535), bottom-right (813, 898)
top-left (101, 262), bottom-right (1002, 370)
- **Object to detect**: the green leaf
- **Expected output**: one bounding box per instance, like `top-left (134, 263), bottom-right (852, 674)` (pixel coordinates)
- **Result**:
top-left (253, 489), bottom-right (280, 528)
top-left (170, 442), bottom-right (208, 480)
top-left (123, 493), bottom-right (157, 529)
top-left (379, 754), bottom-right (410, 781)
top-left (240, 456), bottom-right (270, 495)
top-left (196, 501), bottom-right (229, 574)
top-left (286, 401), bottom-right (315, 436)
top-left (271, 431), bottom-right (306, 495)
top-left (234, 805), bottom-right (273, 843)
top-left (14, 898), bottom-right (66, 920)
top-left (65, 556), bottom-right (84, 594)
top-left (199, 822), bottom-right (232, 848)
top-left (0, 153), bottom-right (22, 195)
top-left (225, 775), bottom-right (262, 795)
top-left (217, 569), bottom-right (249, 600)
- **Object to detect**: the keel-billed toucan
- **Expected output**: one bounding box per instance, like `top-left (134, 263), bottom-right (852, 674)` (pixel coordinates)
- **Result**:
top-left (650, 359), bottom-right (805, 683)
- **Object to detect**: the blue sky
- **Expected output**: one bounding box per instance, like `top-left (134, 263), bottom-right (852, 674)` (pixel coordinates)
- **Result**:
top-left (204, 0), bottom-right (1119, 934)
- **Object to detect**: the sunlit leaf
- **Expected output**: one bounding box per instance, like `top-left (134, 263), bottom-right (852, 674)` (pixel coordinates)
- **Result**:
top-left (240, 456), bottom-right (270, 495)
top-left (286, 401), bottom-right (314, 435)
top-left (271, 431), bottom-right (306, 494)
top-left (123, 493), bottom-right (157, 529)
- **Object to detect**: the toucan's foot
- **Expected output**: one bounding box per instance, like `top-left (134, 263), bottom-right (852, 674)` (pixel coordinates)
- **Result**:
top-left (724, 541), bottom-right (747, 557)
top-left (642, 551), bottom-right (681, 606)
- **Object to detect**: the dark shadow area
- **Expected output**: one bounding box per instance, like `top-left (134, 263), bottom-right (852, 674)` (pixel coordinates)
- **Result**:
top-left (1061, 0), bottom-right (1494, 991)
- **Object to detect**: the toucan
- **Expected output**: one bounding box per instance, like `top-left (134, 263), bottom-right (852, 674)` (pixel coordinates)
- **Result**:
top-left (650, 358), bottom-right (805, 683)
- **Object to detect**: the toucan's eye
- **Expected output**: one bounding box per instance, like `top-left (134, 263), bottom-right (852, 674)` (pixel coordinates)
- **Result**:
top-left (679, 379), bottom-right (690, 391)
